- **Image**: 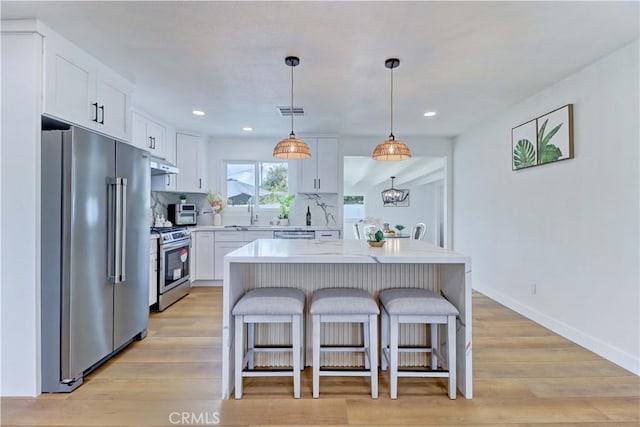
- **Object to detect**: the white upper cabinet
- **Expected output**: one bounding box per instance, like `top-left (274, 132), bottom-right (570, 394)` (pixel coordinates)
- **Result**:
top-left (131, 111), bottom-right (165, 157)
top-left (43, 30), bottom-right (132, 141)
top-left (175, 132), bottom-right (208, 193)
top-left (297, 137), bottom-right (339, 193)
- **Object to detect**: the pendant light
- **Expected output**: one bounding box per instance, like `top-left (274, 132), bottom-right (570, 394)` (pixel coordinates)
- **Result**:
top-left (381, 176), bottom-right (409, 205)
top-left (273, 56), bottom-right (311, 160)
top-left (372, 58), bottom-right (412, 161)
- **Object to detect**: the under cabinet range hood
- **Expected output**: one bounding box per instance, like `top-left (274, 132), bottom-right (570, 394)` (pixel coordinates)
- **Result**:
top-left (150, 156), bottom-right (179, 175)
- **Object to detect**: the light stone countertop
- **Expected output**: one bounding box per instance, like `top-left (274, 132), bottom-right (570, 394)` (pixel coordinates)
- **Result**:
top-left (225, 238), bottom-right (470, 265)
top-left (190, 225), bottom-right (341, 232)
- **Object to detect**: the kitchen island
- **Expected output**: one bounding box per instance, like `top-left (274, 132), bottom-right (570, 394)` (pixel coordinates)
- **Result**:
top-left (222, 238), bottom-right (472, 399)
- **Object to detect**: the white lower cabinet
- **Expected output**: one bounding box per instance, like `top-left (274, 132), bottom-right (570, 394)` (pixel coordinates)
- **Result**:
top-left (149, 239), bottom-right (158, 307)
top-left (193, 231), bottom-right (215, 281)
top-left (213, 241), bottom-right (246, 281)
top-left (316, 230), bottom-right (341, 240)
top-left (213, 231), bottom-right (273, 280)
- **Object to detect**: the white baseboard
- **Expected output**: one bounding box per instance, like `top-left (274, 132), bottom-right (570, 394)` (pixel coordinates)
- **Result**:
top-left (473, 283), bottom-right (639, 376)
top-left (191, 280), bottom-right (222, 287)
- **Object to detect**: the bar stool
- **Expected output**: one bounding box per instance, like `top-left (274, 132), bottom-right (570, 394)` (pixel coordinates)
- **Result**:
top-left (310, 288), bottom-right (379, 398)
top-left (379, 288), bottom-right (459, 399)
top-left (233, 287), bottom-right (306, 399)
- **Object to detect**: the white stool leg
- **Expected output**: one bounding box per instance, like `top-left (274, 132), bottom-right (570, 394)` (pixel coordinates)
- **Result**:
top-left (431, 323), bottom-right (438, 369)
top-left (447, 315), bottom-right (457, 399)
top-left (312, 315), bottom-right (320, 398)
top-left (369, 314), bottom-right (378, 399)
top-left (234, 315), bottom-right (244, 399)
top-left (389, 315), bottom-right (399, 399)
top-left (300, 312), bottom-right (305, 370)
top-left (363, 320), bottom-right (370, 370)
top-left (292, 314), bottom-right (301, 398)
top-left (380, 307), bottom-right (389, 371)
top-left (247, 322), bottom-right (255, 370)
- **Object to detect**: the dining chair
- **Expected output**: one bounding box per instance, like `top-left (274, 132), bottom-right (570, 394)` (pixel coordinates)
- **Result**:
top-left (352, 223), bottom-right (363, 240)
top-left (410, 223), bottom-right (426, 240)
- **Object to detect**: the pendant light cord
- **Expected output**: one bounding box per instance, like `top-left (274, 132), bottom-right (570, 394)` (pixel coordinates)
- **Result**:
top-left (290, 64), bottom-right (295, 137)
top-left (389, 66), bottom-right (394, 140)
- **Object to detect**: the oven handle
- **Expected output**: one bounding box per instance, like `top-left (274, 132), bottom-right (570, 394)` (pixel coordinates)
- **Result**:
top-left (160, 239), bottom-right (191, 251)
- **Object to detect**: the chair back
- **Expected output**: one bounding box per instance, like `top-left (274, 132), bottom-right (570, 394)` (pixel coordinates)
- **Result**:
top-left (411, 223), bottom-right (426, 240)
top-left (352, 223), bottom-right (363, 240)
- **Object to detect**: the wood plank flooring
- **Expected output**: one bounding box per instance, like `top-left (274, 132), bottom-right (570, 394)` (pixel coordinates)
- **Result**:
top-left (2, 288), bottom-right (638, 426)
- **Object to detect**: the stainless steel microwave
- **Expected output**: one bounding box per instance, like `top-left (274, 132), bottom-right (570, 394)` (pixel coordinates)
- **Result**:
top-left (168, 203), bottom-right (197, 226)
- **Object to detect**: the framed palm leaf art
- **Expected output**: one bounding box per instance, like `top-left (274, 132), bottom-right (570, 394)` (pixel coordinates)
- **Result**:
top-left (512, 119), bottom-right (537, 170)
top-left (512, 104), bottom-right (574, 170)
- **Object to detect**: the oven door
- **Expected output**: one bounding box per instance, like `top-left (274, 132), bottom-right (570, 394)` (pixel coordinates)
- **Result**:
top-left (159, 238), bottom-right (191, 294)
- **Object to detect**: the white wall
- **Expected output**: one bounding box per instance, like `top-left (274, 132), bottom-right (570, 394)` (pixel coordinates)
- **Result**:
top-left (453, 40), bottom-right (640, 374)
top-left (1, 32), bottom-right (43, 396)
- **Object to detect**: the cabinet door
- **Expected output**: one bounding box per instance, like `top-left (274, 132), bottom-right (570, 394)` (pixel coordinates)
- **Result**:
top-left (176, 133), bottom-right (205, 193)
top-left (297, 139), bottom-right (318, 193)
top-left (131, 112), bottom-right (151, 151)
top-left (194, 232), bottom-right (214, 281)
top-left (214, 241), bottom-right (245, 280)
top-left (146, 119), bottom-right (165, 158)
top-left (316, 230), bottom-right (340, 240)
top-left (316, 138), bottom-right (339, 193)
top-left (96, 73), bottom-right (130, 141)
top-left (43, 44), bottom-right (96, 129)
top-left (149, 252), bottom-right (158, 307)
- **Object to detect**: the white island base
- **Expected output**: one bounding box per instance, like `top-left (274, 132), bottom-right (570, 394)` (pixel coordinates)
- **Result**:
top-left (222, 239), bottom-right (472, 399)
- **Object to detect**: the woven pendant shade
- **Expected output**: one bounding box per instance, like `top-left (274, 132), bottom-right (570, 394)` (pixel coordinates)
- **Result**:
top-left (372, 137), bottom-right (412, 161)
top-left (273, 134), bottom-right (311, 159)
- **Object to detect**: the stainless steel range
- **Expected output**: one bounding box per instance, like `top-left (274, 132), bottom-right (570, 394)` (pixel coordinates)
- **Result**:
top-left (151, 227), bottom-right (191, 311)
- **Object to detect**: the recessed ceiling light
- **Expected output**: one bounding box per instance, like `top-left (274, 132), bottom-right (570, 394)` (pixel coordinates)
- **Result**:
top-left (242, 127), bottom-right (253, 132)
top-left (192, 110), bottom-right (205, 116)
top-left (423, 111), bottom-right (437, 117)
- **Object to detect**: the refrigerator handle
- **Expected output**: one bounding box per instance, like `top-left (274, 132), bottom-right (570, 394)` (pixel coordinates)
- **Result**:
top-left (120, 178), bottom-right (128, 282)
top-left (107, 178), bottom-right (118, 283)
top-left (114, 178), bottom-right (123, 284)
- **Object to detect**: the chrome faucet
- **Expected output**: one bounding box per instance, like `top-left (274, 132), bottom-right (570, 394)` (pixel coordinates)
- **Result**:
top-left (247, 197), bottom-right (258, 225)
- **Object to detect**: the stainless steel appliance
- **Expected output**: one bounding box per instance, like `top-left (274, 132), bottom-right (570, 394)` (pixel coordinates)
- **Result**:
top-left (274, 230), bottom-right (316, 239)
top-left (151, 227), bottom-right (191, 311)
top-left (41, 122), bottom-right (150, 392)
top-left (168, 203), bottom-right (197, 226)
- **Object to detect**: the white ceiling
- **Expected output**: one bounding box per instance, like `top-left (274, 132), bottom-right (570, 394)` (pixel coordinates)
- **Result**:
top-left (2, 1), bottom-right (638, 140)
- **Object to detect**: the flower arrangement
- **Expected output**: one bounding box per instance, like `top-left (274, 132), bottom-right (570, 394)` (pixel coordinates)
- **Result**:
top-left (207, 191), bottom-right (226, 213)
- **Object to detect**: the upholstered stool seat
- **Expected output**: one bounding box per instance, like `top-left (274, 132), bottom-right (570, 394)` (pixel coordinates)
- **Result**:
top-left (310, 288), bottom-right (379, 398)
top-left (379, 288), bottom-right (459, 399)
top-left (233, 287), bottom-right (306, 399)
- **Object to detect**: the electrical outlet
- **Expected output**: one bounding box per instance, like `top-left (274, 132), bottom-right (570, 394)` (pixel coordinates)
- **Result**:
top-left (530, 283), bottom-right (537, 295)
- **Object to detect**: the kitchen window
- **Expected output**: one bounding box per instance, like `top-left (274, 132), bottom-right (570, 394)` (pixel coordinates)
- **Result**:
top-left (225, 161), bottom-right (289, 211)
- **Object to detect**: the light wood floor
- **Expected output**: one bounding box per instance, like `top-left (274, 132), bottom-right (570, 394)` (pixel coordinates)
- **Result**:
top-left (2, 287), bottom-right (638, 426)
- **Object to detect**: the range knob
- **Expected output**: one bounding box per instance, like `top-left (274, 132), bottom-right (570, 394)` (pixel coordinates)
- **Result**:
top-left (163, 235), bottom-right (171, 241)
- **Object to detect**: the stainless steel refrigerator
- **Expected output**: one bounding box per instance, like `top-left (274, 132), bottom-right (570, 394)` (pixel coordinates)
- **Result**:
top-left (41, 121), bottom-right (150, 392)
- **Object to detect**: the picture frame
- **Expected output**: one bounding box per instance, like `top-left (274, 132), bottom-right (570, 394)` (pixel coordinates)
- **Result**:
top-left (512, 119), bottom-right (538, 170)
top-left (536, 104), bottom-right (574, 165)
top-left (512, 104), bottom-right (574, 170)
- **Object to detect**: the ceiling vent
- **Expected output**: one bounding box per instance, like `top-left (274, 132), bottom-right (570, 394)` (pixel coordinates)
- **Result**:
top-left (277, 106), bottom-right (305, 117)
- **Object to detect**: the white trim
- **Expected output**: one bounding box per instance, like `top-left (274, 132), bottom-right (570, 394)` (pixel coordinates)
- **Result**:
top-left (473, 283), bottom-right (640, 376)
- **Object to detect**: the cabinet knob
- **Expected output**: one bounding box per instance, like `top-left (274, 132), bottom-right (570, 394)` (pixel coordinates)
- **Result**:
top-left (99, 105), bottom-right (105, 124)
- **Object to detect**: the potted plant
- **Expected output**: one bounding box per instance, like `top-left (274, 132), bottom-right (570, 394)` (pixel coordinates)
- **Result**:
top-left (278, 194), bottom-right (295, 225)
top-left (178, 193), bottom-right (187, 204)
top-left (366, 229), bottom-right (385, 247)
